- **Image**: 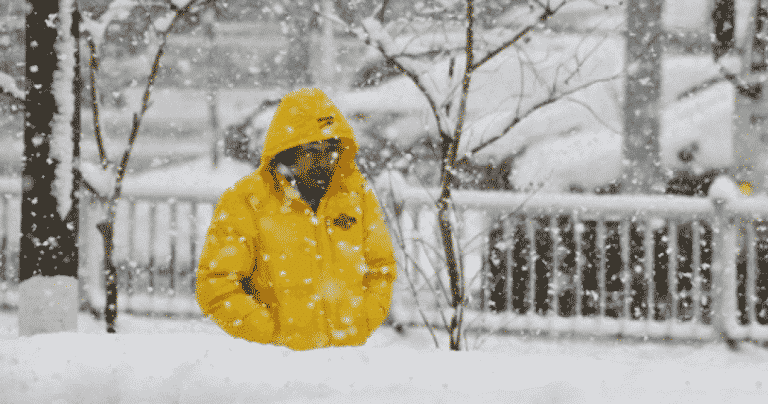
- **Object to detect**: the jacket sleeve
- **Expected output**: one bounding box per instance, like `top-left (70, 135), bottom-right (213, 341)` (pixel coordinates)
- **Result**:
top-left (361, 184), bottom-right (398, 331)
top-left (195, 189), bottom-right (275, 343)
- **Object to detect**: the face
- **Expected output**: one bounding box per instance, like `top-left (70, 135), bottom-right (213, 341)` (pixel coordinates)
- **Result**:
top-left (289, 139), bottom-right (341, 187)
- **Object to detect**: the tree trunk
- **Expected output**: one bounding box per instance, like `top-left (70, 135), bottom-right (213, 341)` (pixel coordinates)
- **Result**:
top-left (72, 0), bottom-right (84, 314)
top-left (19, 0), bottom-right (79, 336)
top-left (97, 217), bottom-right (117, 333)
top-left (621, 0), bottom-right (665, 194)
top-left (439, 0), bottom-right (475, 351)
top-left (437, 140), bottom-right (463, 351)
top-left (711, 0), bottom-right (735, 61)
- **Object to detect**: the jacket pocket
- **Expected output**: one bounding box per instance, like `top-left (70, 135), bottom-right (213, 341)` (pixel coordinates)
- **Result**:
top-left (327, 212), bottom-right (364, 264)
top-left (363, 292), bottom-right (388, 333)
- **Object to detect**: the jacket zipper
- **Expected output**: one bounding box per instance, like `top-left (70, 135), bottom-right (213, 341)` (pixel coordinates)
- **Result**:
top-left (315, 197), bottom-right (333, 344)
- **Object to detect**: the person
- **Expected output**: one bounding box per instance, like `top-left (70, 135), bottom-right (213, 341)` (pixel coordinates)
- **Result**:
top-left (195, 88), bottom-right (398, 350)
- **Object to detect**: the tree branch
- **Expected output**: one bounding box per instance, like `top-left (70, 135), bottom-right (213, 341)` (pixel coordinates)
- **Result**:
top-left (410, 239), bottom-right (453, 308)
top-left (80, 0), bottom-right (142, 48)
top-left (377, 0), bottom-right (391, 23)
top-left (315, 8), bottom-right (453, 139)
top-left (74, 168), bottom-right (111, 203)
top-left (370, 175), bottom-right (449, 347)
top-left (378, 44), bottom-right (451, 137)
top-left (470, 1), bottom-right (568, 72)
top-left (86, 38), bottom-right (109, 169)
top-left (469, 73), bottom-right (620, 155)
top-left (560, 30), bottom-right (615, 87)
top-left (112, 1), bottom-right (196, 201)
top-left (388, 48), bottom-right (464, 60)
top-left (565, 96), bottom-right (620, 133)
top-left (718, 63), bottom-right (760, 99)
top-left (359, 19), bottom-right (452, 139)
top-left (438, 0), bottom-right (476, 351)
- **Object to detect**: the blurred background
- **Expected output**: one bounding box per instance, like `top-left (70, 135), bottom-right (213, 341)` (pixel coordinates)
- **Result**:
top-left (3, 0), bottom-right (768, 332)
top-left (0, 0), bottom-right (740, 192)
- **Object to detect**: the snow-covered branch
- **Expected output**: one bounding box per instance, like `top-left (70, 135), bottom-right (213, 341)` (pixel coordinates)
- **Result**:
top-left (84, 0), bottom-right (200, 200)
top-left (87, 38), bottom-right (108, 169)
top-left (468, 73), bottom-right (621, 156)
top-left (311, 5), bottom-right (452, 137)
top-left (0, 71), bottom-right (25, 100)
top-left (359, 17), bottom-right (451, 138)
top-left (80, 0), bottom-right (140, 48)
top-left (717, 62), bottom-right (759, 99)
top-left (80, 0), bottom-right (196, 50)
top-left (77, 161), bottom-right (116, 201)
top-left (375, 0), bottom-right (391, 23)
top-left (111, 0), bottom-right (198, 200)
top-left (470, 0), bottom-right (568, 73)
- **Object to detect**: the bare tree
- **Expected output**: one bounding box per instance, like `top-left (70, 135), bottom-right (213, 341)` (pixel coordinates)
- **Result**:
top-left (77, 0), bottom-right (201, 333)
top-left (18, 0), bottom-right (84, 336)
top-left (320, 0), bottom-right (621, 350)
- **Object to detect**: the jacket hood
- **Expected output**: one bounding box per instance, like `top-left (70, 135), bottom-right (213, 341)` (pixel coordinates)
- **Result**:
top-left (259, 88), bottom-right (359, 179)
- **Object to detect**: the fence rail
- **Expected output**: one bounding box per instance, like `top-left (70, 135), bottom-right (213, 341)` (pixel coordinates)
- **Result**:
top-left (2, 178), bottom-right (768, 342)
top-left (386, 186), bottom-right (768, 341)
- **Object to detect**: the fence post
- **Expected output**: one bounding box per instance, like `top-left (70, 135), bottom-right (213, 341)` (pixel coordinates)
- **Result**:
top-left (711, 198), bottom-right (739, 349)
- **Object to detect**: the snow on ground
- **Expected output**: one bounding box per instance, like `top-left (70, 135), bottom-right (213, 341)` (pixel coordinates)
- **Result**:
top-left (0, 311), bottom-right (767, 404)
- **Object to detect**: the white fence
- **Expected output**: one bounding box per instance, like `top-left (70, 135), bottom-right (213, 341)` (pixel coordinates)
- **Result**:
top-left (384, 187), bottom-right (768, 341)
top-left (1, 178), bottom-right (768, 342)
top-left (0, 181), bottom-right (219, 316)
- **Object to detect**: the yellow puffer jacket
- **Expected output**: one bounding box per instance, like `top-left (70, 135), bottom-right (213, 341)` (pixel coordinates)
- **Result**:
top-left (195, 88), bottom-right (397, 350)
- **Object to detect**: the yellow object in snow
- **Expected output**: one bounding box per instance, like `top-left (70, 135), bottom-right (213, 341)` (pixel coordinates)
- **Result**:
top-left (195, 88), bottom-right (398, 350)
top-left (738, 181), bottom-right (753, 196)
